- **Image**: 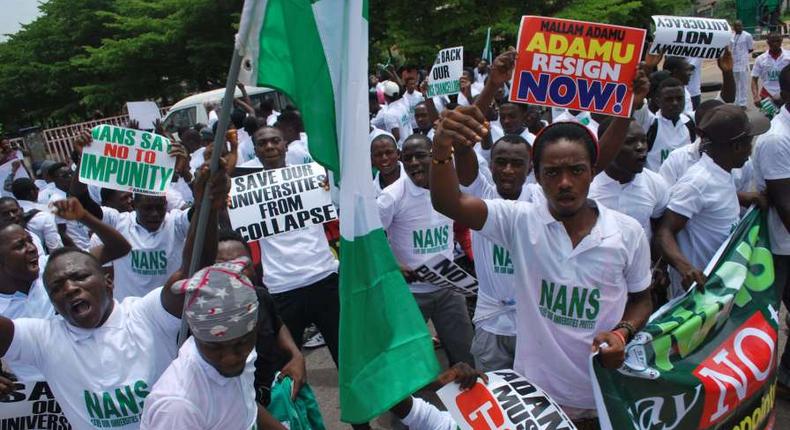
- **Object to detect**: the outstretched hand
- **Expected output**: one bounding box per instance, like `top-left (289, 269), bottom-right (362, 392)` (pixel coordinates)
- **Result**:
top-left (434, 106), bottom-right (489, 150)
top-left (488, 50), bottom-right (516, 87)
top-left (437, 362), bottom-right (488, 390)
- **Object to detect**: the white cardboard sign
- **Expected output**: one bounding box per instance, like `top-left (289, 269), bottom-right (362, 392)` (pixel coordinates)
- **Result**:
top-left (228, 162), bottom-right (337, 240)
top-left (427, 46), bottom-right (464, 97)
top-left (649, 16), bottom-right (731, 59)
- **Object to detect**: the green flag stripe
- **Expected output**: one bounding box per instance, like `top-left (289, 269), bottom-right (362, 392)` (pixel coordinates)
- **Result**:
top-left (338, 230), bottom-right (441, 423)
top-left (256, 0), bottom-right (339, 173)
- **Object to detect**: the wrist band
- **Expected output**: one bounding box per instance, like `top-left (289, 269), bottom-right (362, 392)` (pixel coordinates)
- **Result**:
top-left (615, 321), bottom-right (635, 342)
top-left (432, 147), bottom-right (454, 165)
top-left (611, 330), bottom-right (627, 347)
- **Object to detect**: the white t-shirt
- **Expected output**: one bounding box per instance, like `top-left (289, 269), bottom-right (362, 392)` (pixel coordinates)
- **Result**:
top-left (0, 278), bottom-right (55, 382)
top-left (189, 146), bottom-right (207, 175)
top-left (102, 207), bottom-right (190, 300)
top-left (388, 98), bottom-right (414, 146)
top-left (47, 188), bottom-right (93, 250)
top-left (377, 176), bottom-right (455, 294)
top-left (752, 106), bottom-right (790, 255)
top-left (402, 90), bottom-right (424, 127)
top-left (589, 170), bottom-right (669, 239)
top-left (751, 50), bottom-right (790, 97)
top-left (257, 223), bottom-right (338, 294)
top-left (37, 183), bottom-right (57, 206)
top-left (370, 105), bottom-right (400, 140)
top-left (18, 199), bottom-right (62, 252)
top-left (634, 106), bottom-right (693, 171)
top-left (5, 288), bottom-right (181, 429)
top-left (141, 337), bottom-right (257, 430)
top-left (461, 172), bottom-right (543, 336)
top-left (400, 397), bottom-right (455, 430)
top-left (373, 162), bottom-right (405, 195)
top-left (287, 137), bottom-right (313, 166)
top-left (667, 153), bottom-right (741, 296)
top-left (686, 58), bottom-right (703, 98)
top-left (479, 199), bottom-right (651, 409)
top-left (731, 31), bottom-right (754, 72)
top-left (236, 128), bottom-right (256, 165)
top-left (659, 140), bottom-right (701, 186)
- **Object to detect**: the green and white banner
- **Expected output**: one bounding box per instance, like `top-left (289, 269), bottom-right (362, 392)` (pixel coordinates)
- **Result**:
top-left (592, 208), bottom-right (780, 430)
top-left (79, 125), bottom-right (175, 196)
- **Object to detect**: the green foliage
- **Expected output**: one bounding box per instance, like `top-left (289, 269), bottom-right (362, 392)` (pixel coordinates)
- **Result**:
top-left (0, 0), bottom-right (241, 131)
top-left (0, 0), bottom-right (695, 132)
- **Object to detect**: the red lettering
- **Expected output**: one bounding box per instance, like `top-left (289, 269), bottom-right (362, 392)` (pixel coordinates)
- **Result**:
top-left (692, 312), bottom-right (777, 427)
top-left (455, 383), bottom-right (506, 430)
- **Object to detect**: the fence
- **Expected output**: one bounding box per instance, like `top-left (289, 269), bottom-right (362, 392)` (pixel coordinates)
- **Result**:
top-left (8, 107), bottom-right (169, 164)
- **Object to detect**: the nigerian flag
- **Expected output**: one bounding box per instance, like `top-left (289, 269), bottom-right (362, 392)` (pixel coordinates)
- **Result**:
top-left (237, 0), bottom-right (440, 423)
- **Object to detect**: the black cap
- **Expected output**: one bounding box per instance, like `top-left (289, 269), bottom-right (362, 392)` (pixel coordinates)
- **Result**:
top-left (698, 104), bottom-right (770, 144)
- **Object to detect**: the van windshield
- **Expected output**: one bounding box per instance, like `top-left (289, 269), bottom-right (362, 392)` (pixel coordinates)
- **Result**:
top-left (163, 106), bottom-right (197, 132)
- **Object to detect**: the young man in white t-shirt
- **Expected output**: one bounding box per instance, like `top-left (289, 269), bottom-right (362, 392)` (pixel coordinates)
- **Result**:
top-left (633, 77), bottom-right (695, 171)
top-left (69, 135), bottom-right (194, 300)
top-left (141, 258), bottom-right (260, 429)
top-left (427, 49), bottom-right (653, 422)
top-left (0, 197), bottom-right (131, 383)
top-left (752, 64), bottom-right (790, 397)
top-left (0, 163), bottom-right (227, 429)
top-left (377, 134), bottom-right (475, 366)
top-left (430, 111), bottom-right (653, 425)
top-left (656, 104), bottom-right (769, 298)
top-left (589, 118), bottom-right (670, 240)
top-left (274, 109), bottom-right (312, 166)
top-left (731, 21), bottom-right (755, 107)
top-left (751, 33), bottom-right (790, 108)
top-left (453, 133), bottom-right (542, 371)
top-left (242, 126), bottom-right (342, 365)
top-left (370, 133), bottom-right (402, 193)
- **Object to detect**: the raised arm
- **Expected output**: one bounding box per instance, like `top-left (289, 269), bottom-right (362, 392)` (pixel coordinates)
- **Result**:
top-left (161, 160), bottom-right (229, 317)
top-left (474, 50), bottom-right (515, 113)
top-left (51, 197), bottom-right (131, 264)
top-left (717, 47), bottom-right (735, 103)
top-left (595, 67), bottom-right (650, 174)
top-left (430, 107), bottom-right (490, 230)
top-left (69, 131), bottom-right (103, 220)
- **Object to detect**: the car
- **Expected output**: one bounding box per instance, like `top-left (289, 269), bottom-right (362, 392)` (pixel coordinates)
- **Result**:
top-left (161, 86), bottom-right (290, 135)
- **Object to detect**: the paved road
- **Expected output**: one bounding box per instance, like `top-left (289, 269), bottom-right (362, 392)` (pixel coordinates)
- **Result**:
top-left (301, 42), bottom-right (790, 429)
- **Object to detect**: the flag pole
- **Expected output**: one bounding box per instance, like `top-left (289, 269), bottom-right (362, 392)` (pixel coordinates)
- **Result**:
top-left (178, 31), bottom-right (249, 345)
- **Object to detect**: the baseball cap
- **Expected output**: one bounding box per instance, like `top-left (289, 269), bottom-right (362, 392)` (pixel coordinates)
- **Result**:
top-left (697, 104), bottom-right (770, 143)
top-left (381, 80), bottom-right (400, 98)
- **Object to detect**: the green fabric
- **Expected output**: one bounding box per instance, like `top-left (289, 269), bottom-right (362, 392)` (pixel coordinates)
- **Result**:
top-left (593, 209), bottom-right (780, 430)
top-left (338, 231), bottom-right (440, 423)
top-left (256, 0), bottom-right (339, 173)
top-left (268, 376), bottom-right (326, 430)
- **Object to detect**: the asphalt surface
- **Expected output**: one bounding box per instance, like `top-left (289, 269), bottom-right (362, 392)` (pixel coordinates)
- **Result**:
top-left (302, 40), bottom-right (790, 429)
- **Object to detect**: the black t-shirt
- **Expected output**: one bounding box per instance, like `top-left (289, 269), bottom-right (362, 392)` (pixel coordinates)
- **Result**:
top-left (254, 287), bottom-right (287, 406)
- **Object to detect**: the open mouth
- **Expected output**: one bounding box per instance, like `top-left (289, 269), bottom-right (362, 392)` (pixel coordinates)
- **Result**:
top-left (70, 299), bottom-right (92, 317)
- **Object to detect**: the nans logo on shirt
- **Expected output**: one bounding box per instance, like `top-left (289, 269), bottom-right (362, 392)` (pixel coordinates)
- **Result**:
top-left (84, 380), bottom-right (149, 428)
top-left (130, 250), bottom-right (168, 276)
top-left (492, 245), bottom-right (514, 274)
top-left (412, 225), bottom-right (450, 254)
top-left (539, 280), bottom-right (600, 329)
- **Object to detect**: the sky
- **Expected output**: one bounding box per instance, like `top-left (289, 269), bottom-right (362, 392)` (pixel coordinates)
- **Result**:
top-left (0, 0), bottom-right (42, 41)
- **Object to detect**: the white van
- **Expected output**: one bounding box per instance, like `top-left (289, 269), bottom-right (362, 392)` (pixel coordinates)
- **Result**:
top-left (161, 86), bottom-right (290, 132)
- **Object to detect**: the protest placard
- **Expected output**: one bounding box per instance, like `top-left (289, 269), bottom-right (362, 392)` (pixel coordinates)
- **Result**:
top-left (0, 380), bottom-right (70, 429)
top-left (228, 162), bottom-right (337, 240)
top-left (126, 101), bottom-right (162, 131)
top-left (649, 16), bottom-right (731, 59)
top-left (427, 46), bottom-right (464, 97)
top-left (438, 369), bottom-right (576, 430)
top-left (509, 16), bottom-right (646, 118)
top-left (414, 254), bottom-right (478, 297)
top-left (79, 125), bottom-right (175, 196)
